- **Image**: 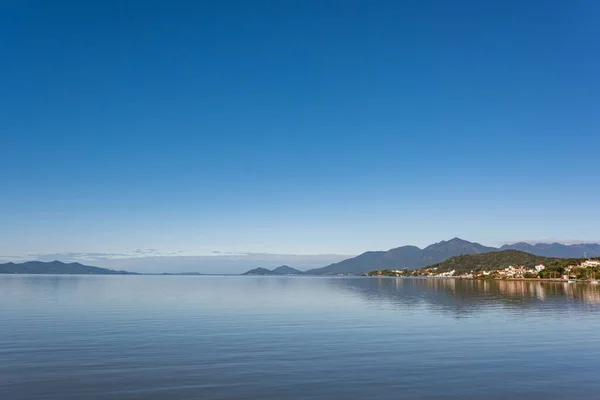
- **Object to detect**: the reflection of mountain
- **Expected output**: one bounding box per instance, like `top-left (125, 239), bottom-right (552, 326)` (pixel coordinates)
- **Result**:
top-left (326, 278), bottom-right (600, 317)
top-left (0, 274), bottom-right (84, 299)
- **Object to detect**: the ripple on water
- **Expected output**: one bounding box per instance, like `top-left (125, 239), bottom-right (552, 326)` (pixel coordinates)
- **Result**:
top-left (1, 275), bottom-right (600, 400)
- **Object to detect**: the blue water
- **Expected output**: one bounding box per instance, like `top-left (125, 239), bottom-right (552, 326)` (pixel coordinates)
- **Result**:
top-left (1, 275), bottom-right (600, 399)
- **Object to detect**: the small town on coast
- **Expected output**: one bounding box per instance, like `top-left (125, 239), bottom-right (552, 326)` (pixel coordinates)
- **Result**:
top-left (368, 256), bottom-right (600, 282)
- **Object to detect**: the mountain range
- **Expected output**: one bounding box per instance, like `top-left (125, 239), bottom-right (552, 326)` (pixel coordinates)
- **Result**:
top-left (302, 238), bottom-right (600, 275)
top-left (0, 261), bottom-right (134, 275)
top-left (4, 239), bottom-right (600, 276)
top-left (498, 242), bottom-right (600, 258)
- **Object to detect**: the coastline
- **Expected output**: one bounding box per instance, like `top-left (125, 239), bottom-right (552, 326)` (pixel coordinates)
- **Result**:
top-left (370, 275), bottom-right (596, 283)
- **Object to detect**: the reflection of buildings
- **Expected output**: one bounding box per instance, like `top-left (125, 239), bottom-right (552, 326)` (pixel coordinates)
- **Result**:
top-left (561, 281), bottom-right (600, 304)
top-left (333, 277), bottom-right (600, 318)
top-left (490, 280), bottom-right (600, 304)
top-left (425, 278), bottom-right (600, 305)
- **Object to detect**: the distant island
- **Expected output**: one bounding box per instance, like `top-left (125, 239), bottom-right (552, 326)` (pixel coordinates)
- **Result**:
top-left (367, 250), bottom-right (600, 281)
top-left (0, 261), bottom-right (135, 275)
top-left (243, 265), bottom-right (303, 275)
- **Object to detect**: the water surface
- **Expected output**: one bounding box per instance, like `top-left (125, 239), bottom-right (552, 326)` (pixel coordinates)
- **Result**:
top-left (1, 275), bottom-right (600, 399)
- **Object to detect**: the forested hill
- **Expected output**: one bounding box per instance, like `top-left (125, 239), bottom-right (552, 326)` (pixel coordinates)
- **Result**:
top-left (420, 250), bottom-right (585, 275)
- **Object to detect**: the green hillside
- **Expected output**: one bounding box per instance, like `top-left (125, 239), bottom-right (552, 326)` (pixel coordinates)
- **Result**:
top-left (426, 250), bottom-right (550, 275)
top-left (368, 250), bottom-right (588, 277)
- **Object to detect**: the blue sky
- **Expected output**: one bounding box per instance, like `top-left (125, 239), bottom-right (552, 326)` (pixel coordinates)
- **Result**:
top-left (1, 1), bottom-right (599, 270)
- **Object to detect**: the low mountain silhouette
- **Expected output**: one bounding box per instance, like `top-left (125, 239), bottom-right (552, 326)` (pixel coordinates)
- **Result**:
top-left (272, 265), bottom-right (303, 275)
top-left (243, 267), bottom-right (272, 275)
top-left (304, 250), bottom-right (388, 276)
top-left (243, 265), bottom-right (303, 275)
top-left (500, 242), bottom-right (600, 258)
top-left (305, 238), bottom-right (496, 275)
top-left (0, 261), bottom-right (134, 275)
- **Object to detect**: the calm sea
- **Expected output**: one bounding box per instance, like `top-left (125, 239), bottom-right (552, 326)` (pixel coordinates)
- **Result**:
top-left (1, 275), bottom-right (600, 399)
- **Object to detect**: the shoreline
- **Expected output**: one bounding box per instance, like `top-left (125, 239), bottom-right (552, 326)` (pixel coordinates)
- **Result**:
top-left (370, 275), bottom-right (596, 283)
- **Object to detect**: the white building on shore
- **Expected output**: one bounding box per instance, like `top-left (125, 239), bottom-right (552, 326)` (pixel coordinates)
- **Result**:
top-left (582, 260), bottom-right (600, 267)
top-left (534, 264), bottom-right (546, 272)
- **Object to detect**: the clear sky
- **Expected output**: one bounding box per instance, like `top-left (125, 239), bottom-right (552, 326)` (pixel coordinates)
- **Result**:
top-left (1, 1), bottom-right (599, 269)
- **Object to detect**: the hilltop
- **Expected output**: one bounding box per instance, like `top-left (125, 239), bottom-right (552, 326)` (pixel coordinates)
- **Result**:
top-left (242, 265), bottom-right (303, 275)
top-left (0, 261), bottom-right (134, 275)
top-left (272, 265), bottom-right (303, 275)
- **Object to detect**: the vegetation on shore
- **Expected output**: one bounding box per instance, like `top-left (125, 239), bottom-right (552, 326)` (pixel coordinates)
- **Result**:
top-left (366, 250), bottom-right (599, 280)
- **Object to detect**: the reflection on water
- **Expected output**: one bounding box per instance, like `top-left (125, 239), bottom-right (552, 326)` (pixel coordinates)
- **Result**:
top-left (329, 277), bottom-right (600, 317)
top-left (2, 275), bottom-right (600, 400)
top-left (3, 275), bottom-right (600, 317)
top-left (0, 274), bottom-right (83, 300)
